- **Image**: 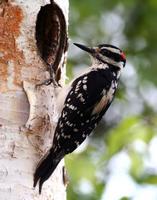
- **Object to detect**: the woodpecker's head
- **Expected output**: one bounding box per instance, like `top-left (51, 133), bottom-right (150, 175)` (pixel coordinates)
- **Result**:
top-left (74, 43), bottom-right (126, 70)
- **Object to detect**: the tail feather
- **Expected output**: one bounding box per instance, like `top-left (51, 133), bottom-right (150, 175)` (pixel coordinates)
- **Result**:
top-left (33, 150), bottom-right (63, 194)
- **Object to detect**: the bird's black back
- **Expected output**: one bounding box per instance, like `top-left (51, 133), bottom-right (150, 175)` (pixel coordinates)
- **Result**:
top-left (52, 68), bottom-right (118, 154)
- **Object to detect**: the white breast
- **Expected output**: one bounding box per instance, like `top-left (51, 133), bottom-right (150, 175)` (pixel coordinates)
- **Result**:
top-left (92, 81), bottom-right (117, 115)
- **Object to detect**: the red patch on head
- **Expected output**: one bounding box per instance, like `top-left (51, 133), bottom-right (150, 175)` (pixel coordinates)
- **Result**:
top-left (120, 52), bottom-right (126, 60)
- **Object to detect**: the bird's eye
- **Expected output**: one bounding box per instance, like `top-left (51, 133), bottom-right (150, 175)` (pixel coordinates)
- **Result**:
top-left (113, 54), bottom-right (121, 62)
top-left (100, 49), bottom-right (122, 62)
top-left (100, 49), bottom-right (110, 56)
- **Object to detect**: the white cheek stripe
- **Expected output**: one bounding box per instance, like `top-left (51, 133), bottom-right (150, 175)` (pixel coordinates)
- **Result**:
top-left (99, 54), bottom-right (117, 65)
top-left (101, 47), bottom-right (120, 54)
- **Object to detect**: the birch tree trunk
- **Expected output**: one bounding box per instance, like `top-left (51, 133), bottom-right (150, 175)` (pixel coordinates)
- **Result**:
top-left (0, 0), bottom-right (69, 199)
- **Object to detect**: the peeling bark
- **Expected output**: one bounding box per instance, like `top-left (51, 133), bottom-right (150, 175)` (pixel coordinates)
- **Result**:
top-left (0, 0), bottom-right (69, 199)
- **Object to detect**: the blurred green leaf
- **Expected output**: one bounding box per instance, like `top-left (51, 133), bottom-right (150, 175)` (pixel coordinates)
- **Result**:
top-left (120, 197), bottom-right (131, 200)
top-left (138, 174), bottom-right (157, 184)
top-left (65, 154), bottom-right (96, 182)
top-left (105, 116), bottom-right (139, 158)
top-left (66, 0), bottom-right (157, 199)
top-left (129, 149), bottom-right (144, 179)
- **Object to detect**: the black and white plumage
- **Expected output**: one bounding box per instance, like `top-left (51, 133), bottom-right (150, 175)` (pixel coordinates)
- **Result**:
top-left (34, 43), bottom-right (126, 193)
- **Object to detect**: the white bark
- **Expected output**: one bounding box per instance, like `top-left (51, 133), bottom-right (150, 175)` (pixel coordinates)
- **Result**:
top-left (0, 0), bottom-right (69, 199)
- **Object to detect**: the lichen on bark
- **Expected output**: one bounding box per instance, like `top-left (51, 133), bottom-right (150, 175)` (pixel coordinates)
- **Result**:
top-left (0, 0), bottom-right (69, 199)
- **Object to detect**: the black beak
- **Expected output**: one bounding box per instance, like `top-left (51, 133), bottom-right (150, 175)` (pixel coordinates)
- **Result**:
top-left (73, 43), bottom-right (95, 54)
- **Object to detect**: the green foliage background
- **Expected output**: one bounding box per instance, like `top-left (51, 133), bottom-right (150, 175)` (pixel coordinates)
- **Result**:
top-left (65, 0), bottom-right (157, 199)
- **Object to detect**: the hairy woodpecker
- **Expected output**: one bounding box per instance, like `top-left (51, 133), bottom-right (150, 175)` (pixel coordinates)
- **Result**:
top-left (34, 43), bottom-right (126, 193)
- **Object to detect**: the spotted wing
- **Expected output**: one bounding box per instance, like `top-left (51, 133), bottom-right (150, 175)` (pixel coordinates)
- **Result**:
top-left (53, 69), bottom-right (115, 154)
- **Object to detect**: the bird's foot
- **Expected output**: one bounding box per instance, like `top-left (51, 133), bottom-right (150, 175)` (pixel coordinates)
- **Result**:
top-left (36, 78), bottom-right (60, 88)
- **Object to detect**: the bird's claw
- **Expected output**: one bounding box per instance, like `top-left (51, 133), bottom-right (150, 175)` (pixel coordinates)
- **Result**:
top-left (36, 78), bottom-right (59, 88)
